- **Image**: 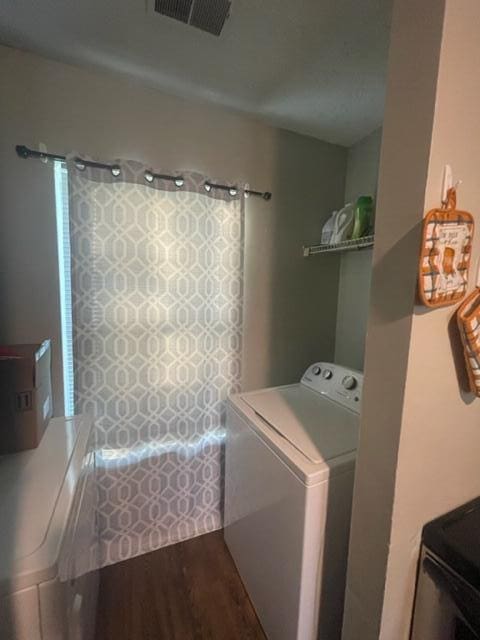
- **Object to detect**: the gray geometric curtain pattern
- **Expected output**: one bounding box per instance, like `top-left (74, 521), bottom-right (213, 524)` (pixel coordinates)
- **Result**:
top-left (67, 160), bottom-right (244, 567)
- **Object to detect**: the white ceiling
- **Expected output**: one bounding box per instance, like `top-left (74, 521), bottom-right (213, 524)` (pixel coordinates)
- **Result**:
top-left (0, 0), bottom-right (393, 146)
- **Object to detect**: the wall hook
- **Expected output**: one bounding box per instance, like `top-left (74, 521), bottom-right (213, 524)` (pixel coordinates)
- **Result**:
top-left (442, 165), bottom-right (462, 205)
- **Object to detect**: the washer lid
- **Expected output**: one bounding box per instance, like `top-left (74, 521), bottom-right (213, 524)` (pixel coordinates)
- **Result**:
top-left (242, 385), bottom-right (359, 464)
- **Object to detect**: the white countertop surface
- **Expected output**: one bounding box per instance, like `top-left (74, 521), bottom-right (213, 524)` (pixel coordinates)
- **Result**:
top-left (0, 415), bottom-right (93, 595)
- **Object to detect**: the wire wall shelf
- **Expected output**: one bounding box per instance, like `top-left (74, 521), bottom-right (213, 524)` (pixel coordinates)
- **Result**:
top-left (303, 234), bottom-right (374, 257)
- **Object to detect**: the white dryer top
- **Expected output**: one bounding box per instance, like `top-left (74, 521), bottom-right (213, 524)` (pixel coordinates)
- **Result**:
top-left (243, 385), bottom-right (359, 464)
top-left (0, 415), bottom-right (93, 595)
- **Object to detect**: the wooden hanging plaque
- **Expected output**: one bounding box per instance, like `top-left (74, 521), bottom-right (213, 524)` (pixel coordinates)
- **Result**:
top-left (457, 288), bottom-right (480, 397)
top-left (418, 188), bottom-right (474, 308)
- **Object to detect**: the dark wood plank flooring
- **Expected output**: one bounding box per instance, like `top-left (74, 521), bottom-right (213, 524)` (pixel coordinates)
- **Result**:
top-left (95, 531), bottom-right (267, 640)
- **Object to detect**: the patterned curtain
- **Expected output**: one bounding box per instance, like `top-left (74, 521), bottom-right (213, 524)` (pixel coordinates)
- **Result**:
top-left (67, 161), bottom-right (244, 567)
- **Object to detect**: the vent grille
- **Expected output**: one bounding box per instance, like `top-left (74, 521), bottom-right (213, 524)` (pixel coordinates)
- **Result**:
top-left (154, 0), bottom-right (192, 24)
top-left (154, 0), bottom-right (232, 36)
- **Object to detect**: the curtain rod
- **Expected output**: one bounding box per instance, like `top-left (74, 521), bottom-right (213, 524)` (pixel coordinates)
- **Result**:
top-left (15, 145), bottom-right (272, 201)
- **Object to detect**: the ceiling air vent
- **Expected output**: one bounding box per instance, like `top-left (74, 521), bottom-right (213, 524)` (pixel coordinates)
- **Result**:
top-left (154, 0), bottom-right (232, 36)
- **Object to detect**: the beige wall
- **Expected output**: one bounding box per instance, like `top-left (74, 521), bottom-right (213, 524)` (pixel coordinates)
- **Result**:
top-left (342, 0), bottom-right (445, 636)
top-left (343, 0), bottom-right (480, 638)
top-left (381, 0), bottom-right (480, 636)
top-left (344, 128), bottom-right (383, 207)
top-left (335, 128), bottom-right (382, 370)
top-left (0, 45), bottom-right (347, 415)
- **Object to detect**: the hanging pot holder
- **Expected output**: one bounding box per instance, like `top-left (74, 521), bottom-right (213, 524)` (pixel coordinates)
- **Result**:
top-left (419, 188), bottom-right (474, 307)
top-left (457, 287), bottom-right (480, 397)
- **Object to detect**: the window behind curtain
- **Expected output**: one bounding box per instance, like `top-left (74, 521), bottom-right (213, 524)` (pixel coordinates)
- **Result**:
top-left (54, 160), bottom-right (75, 417)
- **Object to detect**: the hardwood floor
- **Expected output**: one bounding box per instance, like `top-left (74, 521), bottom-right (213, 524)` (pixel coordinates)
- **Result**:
top-left (95, 531), bottom-right (267, 640)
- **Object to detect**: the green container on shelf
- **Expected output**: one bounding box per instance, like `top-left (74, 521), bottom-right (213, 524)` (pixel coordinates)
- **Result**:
top-left (351, 196), bottom-right (374, 239)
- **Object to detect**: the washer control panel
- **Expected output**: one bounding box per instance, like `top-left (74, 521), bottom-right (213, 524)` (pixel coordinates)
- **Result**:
top-left (301, 362), bottom-right (363, 413)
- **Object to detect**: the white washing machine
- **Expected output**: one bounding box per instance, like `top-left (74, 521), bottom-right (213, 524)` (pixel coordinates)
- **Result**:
top-left (224, 362), bottom-right (363, 640)
top-left (0, 415), bottom-right (99, 640)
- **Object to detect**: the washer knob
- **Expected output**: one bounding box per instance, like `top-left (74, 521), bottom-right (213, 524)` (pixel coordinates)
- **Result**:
top-left (342, 375), bottom-right (357, 390)
top-left (312, 366), bottom-right (321, 376)
top-left (322, 369), bottom-right (333, 380)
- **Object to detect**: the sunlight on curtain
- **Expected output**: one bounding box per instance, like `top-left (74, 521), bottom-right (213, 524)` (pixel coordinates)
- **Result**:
top-left (67, 162), bottom-right (244, 566)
